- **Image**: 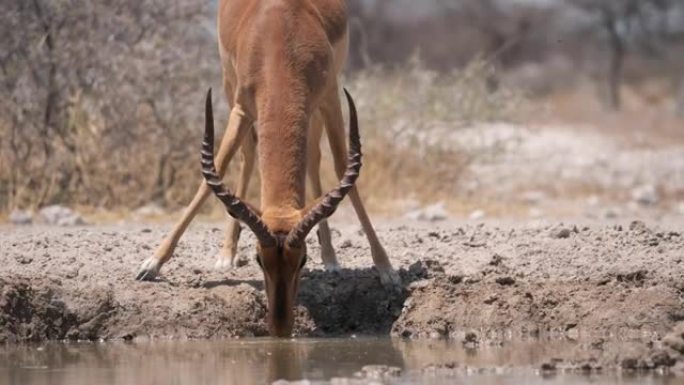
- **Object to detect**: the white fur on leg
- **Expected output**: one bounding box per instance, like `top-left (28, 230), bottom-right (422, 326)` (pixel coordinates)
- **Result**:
top-left (135, 257), bottom-right (162, 281)
top-left (214, 247), bottom-right (238, 271)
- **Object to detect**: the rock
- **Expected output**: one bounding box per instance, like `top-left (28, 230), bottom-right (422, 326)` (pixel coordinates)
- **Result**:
top-left (15, 255), bottom-right (32, 264)
top-left (629, 220), bottom-right (649, 233)
top-left (407, 259), bottom-right (444, 279)
top-left (550, 227), bottom-right (571, 239)
top-left (392, 198), bottom-right (421, 212)
top-left (447, 274), bottom-right (463, 284)
top-left (520, 190), bottom-right (547, 205)
top-left (586, 195), bottom-right (600, 207)
top-left (489, 254), bottom-right (504, 266)
top-left (358, 365), bottom-right (402, 379)
top-left (421, 202), bottom-right (448, 221)
top-left (272, 380), bottom-right (311, 385)
top-left (9, 210), bottom-right (33, 225)
top-left (495, 276), bottom-right (516, 286)
top-left (602, 207), bottom-right (621, 219)
top-left (38, 205), bottom-right (86, 226)
top-left (408, 280), bottom-right (431, 290)
top-left (484, 294), bottom-right (498, 304)
top-left (469, 210), bottom-right (486, 220)
top-left (134, 203), bottom-right (165, 217)
top-left (339, 239), bottom-right (353, 249)
top-left (405, 202), bottom-right (448, 222)
top-left (462, 331), bottom-right (479, 348)
top-left (591, 338), bottom-right (606, 350)
top-left (407, 260), bottom-right (429, 279)
top-left (621, 357), bottom-right (639, 370)
top-left (422, 259), bottom-right (445, 275)
top-left (631, 184), bottom-right (659, 206)
top-left (528, 208), bottom-right (544, 218)
top-left (423, 361), bottom-right (459, 373)
top-left (63, 267), bottom-right (80, 279)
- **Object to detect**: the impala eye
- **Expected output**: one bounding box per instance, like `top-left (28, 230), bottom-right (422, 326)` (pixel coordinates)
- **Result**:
top-left (299, 254), bottom-right (308, 269)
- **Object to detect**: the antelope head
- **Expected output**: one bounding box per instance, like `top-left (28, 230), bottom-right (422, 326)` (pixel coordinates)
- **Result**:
top-left (201, 89), bottom-right (362, 337)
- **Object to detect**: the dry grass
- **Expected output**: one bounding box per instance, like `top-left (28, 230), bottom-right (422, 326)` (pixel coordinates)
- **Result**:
top-left (0, 61), bottom-right (527, 216)
top-left (341, 60), bottom-right (528, 210)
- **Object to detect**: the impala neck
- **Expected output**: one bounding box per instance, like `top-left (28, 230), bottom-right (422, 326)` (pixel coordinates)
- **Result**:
top-left (257, 93), bottom-right (309, 230)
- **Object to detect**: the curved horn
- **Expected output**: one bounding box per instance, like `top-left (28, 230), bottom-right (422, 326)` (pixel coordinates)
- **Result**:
top-left (201, 89), bottom-right (277, 248)
top-left (286, 88), bottom-right (362, 248)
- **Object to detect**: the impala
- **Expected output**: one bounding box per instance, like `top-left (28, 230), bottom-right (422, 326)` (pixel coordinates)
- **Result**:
top-left (136, 0), bottom-right (398, 337)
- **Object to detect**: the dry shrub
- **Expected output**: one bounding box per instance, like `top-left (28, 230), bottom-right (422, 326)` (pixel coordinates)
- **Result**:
top-left (0, 0), bottom-right (524, 216)
top-left (0, 0), bottom-right (216, 212)
top-left (340, 59), bottom-right (527, 208)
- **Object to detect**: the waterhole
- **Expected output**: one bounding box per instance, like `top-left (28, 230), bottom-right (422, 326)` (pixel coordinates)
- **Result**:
top-left (0, 338), bottom-right (677, 385)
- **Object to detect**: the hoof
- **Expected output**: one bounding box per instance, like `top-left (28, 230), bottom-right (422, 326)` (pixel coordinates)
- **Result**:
top-left (214, 250), bottom-right (238, 271)
top-left (323, 263), bottom-right (341, 272)
top-left (214, 257), bottom-right (235, 271)
top-left (136, 257), bottom-right (162, 281)
top-left (319, 248), bottom-right (339, 270)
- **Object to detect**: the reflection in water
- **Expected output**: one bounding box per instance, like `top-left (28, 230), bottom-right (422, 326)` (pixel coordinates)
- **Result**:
top-left (0, 339), bottom-right (677, 385)
top-left (0, 339), bottom-right (405, 385)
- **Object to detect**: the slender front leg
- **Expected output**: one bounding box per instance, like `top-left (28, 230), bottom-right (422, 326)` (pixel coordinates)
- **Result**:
top-left (136, 105), bottom-right (253, 281)
top-left (307, 110), bottom-right (339, 270)
top-left (215, 127), bottom-right (257, 270)
top-left (320, 86), bottom-right (400, 286)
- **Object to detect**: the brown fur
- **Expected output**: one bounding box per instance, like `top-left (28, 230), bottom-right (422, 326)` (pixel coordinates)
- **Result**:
top-left (136, 0), bottom-right (398, 338)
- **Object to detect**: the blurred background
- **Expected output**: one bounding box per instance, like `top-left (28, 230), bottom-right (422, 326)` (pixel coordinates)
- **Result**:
top-left (2, 0), bottom-right (683, 223)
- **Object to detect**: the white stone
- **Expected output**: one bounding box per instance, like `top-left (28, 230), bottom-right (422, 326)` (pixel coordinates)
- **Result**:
top-left (134, 203), bottom-right (166, 217)
top-left (631, 184), bottom-right (659, 206)
top-left (586, 195), bottom-right (600, 207)
top-left (677, 202), bottom-right (684, 215)
top-left (469, 210), bottom-right (486, 220)
top-left (404, 202), bottom-right (448, 222)
top-left (528, 208), bottom-right (544, 218)
top-left (38, 205), bottom-right (86, 226)
top-left (602, 207), bottom-right (621, 219)
top-left (9, 209), bottom-right (33, 225)
top-left (520, 190), bottom-right (547, 205)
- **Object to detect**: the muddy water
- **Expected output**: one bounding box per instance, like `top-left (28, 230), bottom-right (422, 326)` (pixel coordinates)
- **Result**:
top-left (0, 338), bottom-right (678, 385)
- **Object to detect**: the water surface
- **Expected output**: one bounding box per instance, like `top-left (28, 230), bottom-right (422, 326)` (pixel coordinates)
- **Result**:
top-left (0, 338), bottom-right (678, 385)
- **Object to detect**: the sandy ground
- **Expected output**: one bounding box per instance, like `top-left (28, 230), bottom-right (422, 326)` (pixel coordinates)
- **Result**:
top-left (1, 216), bottom-right (684, 371)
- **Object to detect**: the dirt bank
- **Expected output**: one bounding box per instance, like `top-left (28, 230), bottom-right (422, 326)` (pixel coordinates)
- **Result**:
top-left (1, 219), bottom-right (683, 367)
